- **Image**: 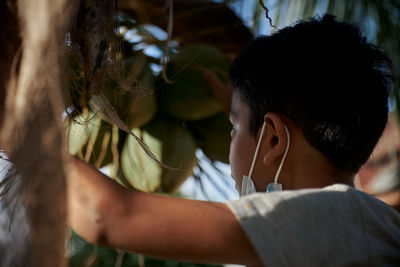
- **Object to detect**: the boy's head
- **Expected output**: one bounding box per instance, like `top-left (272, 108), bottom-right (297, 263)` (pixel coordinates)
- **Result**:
top-left (229, 14), bottom-right (394, 183)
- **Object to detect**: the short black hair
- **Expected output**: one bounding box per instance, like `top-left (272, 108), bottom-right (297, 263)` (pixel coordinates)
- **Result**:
top-left (229, 14), bottom-right (395, 174)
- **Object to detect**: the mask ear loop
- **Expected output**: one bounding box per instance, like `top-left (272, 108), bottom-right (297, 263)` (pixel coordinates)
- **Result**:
top-left (266, 124), bottom-right (290, 192)
top-left (241, 121), bottom-right (267, 196)
top-left (241, 121), bottom-right (290, 195)
top-left (248, 122), bottom-right (267, 179)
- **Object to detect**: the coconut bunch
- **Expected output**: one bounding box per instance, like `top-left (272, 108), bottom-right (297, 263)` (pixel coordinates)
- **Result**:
top-left (66, 0), bottom-right (253, 194)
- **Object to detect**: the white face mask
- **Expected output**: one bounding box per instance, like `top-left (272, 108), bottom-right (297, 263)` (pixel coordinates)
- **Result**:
top-left (240, 121), bottom-right (290, 196)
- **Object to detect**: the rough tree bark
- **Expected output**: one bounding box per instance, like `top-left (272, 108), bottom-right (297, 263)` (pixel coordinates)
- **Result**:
top-left (0, 0), bottom-right (78, 266)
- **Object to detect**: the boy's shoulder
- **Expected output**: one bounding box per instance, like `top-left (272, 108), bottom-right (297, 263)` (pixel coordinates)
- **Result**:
top-left (227, 184), bottom-right (398, 217)
top-left (226, 184), bottom-right (400, 266)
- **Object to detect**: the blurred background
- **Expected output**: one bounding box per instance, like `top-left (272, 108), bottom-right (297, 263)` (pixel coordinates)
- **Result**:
top-left (1, 0), bottom-right (400, 266)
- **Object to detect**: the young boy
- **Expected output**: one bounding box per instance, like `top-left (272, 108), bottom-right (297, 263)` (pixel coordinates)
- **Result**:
top-left (67, 15), bottom-right (400, 266)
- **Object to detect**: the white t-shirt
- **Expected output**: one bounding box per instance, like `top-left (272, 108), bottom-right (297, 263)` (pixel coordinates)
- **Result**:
top-left (226, 184), bottom-right (400, 266)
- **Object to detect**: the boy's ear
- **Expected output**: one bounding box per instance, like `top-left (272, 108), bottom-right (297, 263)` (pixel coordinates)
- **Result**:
top-left (262, 113), bottom-right (289, 166)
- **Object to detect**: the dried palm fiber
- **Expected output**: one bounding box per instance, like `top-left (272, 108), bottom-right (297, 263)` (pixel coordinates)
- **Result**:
top-left (0, 0), bottom-right (79, 266)
top-left (68, 0), bottom-right (170, 169)
top-left (70, 0), bottom-right (120, 100)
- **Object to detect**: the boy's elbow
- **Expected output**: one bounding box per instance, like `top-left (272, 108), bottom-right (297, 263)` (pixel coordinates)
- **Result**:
top-left (82, 228), bottom-right (106, 247)
top-left (68, 190), bottom-right (114, 247)
top-left (71, 205), bottom-right (108, 246)
top-left (67, 157), bottom-right (132, 247)
top-left (92, 192), bottom-right (132, 247)
top-left (90, 228), bottom-right (108, 247)
top-left (87, 214), bottom-right (107, 246)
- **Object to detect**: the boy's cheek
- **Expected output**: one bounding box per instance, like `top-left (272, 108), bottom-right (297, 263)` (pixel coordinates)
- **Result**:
top-left (229, 128), bottom-right (257, 189)
top-left (229, 140), bottom-right (248, 184)
top-left (229, 141), bottom-right (240, 182)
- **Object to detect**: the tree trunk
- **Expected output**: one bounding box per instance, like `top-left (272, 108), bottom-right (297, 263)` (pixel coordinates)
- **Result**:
top-left (0, 0), bottom-right (78, 266)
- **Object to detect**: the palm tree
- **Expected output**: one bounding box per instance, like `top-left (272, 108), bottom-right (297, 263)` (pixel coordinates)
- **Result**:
top-left (1, 1), bottom-right (399, 266)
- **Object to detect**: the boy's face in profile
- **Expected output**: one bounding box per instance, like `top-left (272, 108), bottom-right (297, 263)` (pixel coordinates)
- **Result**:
top-left (229, 90), bottom-right (258, 191)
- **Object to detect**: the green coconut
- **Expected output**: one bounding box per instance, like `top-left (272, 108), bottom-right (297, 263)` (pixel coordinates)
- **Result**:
top-left (87, 120), bottom-right (114, 168)
top-left (158, 44), bottom-right (230, 120)
top-left (121, 116), bottom-right (197, 193)
top-left (101, 56), bottom-right (157, 128)
top-left (186, 112), bottom-right (231, 164)
top-left (67, 112), bottom-right (114, 168)
top-left (67, 112), bottom-right (100, 155)
top-left (127, 62), bottom-right (157, 128)
top-left (170, 44), bottom-right (230, 70)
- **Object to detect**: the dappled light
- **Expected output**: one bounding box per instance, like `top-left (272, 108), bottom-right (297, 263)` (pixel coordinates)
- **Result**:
top-left (1, 0), bottom-right (399, 266)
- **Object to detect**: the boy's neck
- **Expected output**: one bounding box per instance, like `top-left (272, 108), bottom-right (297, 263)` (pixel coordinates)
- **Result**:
top-left (282, 130), bottom-right (355, 190)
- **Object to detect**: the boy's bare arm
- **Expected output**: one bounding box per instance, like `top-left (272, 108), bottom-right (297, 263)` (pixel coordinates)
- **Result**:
top-left (67, 157), bottom-right (261, 266)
